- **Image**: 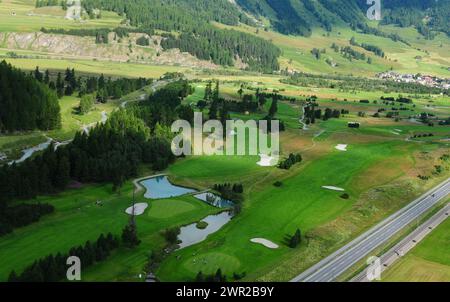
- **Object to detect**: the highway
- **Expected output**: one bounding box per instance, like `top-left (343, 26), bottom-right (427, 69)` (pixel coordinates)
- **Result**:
top-left (352, 203), bottom-right (450, 282)
top-left (291, 178), bottom-right (450, 282)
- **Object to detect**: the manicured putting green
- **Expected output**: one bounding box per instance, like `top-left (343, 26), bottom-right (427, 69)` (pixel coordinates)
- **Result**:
top-left (148, 199), bottom-right (197, 219)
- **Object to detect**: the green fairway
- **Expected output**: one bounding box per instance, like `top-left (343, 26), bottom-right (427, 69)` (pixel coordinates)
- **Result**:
top-left (0, 180), bottom-right (220, 281)
top-left (382, 217), bottom-right (450, 282)
top-left (156, 139), bottom-right (423, 280)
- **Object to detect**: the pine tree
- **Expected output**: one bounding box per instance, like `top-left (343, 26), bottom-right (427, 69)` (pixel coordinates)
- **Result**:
top-left (34, 66), bottom-right (43, 82)
top-left (44, 69), bottom-right (50, 84)
top-left (268, 97), bottom-right (278, 118)
top-left (289, 229), bottom-right (302, 248)
top-left (122, 223), bottom-right (141, 248)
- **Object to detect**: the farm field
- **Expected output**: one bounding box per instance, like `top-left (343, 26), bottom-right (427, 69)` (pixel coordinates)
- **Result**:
top-left (1, 56), bottom-right (190, 79)
top-left (0, 0), bottom-right (122, 32)
top-left (212, 22), bottom-right (450, 78)
top-left (382, 217), bottom-right (450, 282)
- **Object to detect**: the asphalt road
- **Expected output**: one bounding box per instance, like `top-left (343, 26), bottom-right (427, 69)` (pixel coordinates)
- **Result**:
top-left (291, 178), bottom-right (450, 282)
top-left (352, 203), bottom-right (450, 282)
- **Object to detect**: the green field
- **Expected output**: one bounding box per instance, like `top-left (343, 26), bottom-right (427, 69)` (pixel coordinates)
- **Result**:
top-left (1, 56), bottom-right (190, 79)
top-left (0, 180), bottom-right (222, 281)
top-left (0, 0), bottom-right (122, 32)
top-left (213, 22), bottom-right (450, 78)
top-left (0, 81), bottom-right (449, 281)
top-left (382, 216), bottom-right (450, 282)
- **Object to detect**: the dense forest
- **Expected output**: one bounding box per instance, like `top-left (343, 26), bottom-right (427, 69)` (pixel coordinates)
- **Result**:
top-left (161, 28), bottom-right (280, 72)
top-left (379, 0), bottom-right (450, 38)
top-left (0, 61), bottom-right (61, 132)
top-left (237, 0), bottom-right (449, 38)
top-left (81, 0), bottom-right (280, 71)
top-left (0, 80), bottom-right (198, 236)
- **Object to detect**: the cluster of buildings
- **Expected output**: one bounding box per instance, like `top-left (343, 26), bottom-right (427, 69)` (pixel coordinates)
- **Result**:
top-left (377, 71), bottom-right (450, 90)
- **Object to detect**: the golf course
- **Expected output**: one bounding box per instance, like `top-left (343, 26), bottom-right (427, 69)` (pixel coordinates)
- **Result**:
top-left (0, 0), bottom-right (449, 284)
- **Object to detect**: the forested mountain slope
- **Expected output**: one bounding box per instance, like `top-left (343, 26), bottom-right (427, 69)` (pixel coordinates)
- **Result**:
top-left (237, 0), bottom-right (450, 37)
top-left (81, 0), bottom-right (280, 72)
top-left (77, 0), bottom-right (449, 73)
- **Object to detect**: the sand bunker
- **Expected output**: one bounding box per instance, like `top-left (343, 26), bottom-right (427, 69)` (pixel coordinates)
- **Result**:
top-left (322, 186), bottom-right (345, 192)
top-left (335, 144), bottom-right (348, 151)
top-left (257, 154), bottom-right (279, 167)
top-left (125, 203), bottom-right (148, 216)
top-left (250, 238), bottom-right (279, 249)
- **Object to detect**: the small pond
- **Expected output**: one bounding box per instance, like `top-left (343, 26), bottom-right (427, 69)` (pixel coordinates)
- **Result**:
top-left (177, 211), bottom-right (233, 249)
top-left (194, 192), bottom-right (234, 209)
top-left (140, 176), bottom-right (197, 199)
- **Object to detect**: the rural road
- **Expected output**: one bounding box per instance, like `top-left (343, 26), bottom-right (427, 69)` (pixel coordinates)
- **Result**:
top-left (120, 79), bottom-right (170, 109)
top-left (291, 178), bottom-right (450, 282)
top-left (352, 202), bottom-right (450, 282)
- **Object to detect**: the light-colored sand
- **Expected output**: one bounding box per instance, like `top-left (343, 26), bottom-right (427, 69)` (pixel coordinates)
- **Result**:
top-left (322, 186), bottom-right (345, 192)
top-left (250, 238), bottom-right (279, 249)
top-left (257, 154), bottom-right (279, 167)
top-left (125, 203), bottom-right (148, 216)
top-left (335, 144), bottom-right (348, 151)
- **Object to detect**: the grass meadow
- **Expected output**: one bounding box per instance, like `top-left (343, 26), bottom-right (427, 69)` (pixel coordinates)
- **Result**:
top-left (382, 217), bottom-right (450, 282)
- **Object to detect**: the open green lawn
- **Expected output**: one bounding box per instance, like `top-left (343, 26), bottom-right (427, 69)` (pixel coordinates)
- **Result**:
top-left (156, 138), bottom-right (431, 281)
top-left (0, 0), bottom-right (122, 32)
top-left (0, 180), bottom-right (221, 281)
top-left (382, 216), bottom-right (450, 282)
top-left (0, 94), bottom-right (120, 161)
top-left (1, 77), bottom-right (448, 282)
top-left (2, 57), bottom-right (190, 78)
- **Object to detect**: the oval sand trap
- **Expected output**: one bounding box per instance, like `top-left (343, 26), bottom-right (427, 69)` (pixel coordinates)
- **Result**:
top-left (322, 186), bottom-right (345, 192)
top-left (257, 154), bottom-right (279, 167)
top-left (250, 238), bottom-right (279, 249)
top-left (125, 203), bottom-right (148, 216)
top-left (335, 144), bottom-right (348, 151)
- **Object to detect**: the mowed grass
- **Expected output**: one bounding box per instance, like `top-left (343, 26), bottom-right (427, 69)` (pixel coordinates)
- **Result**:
top-left (0, 0), bottom-right (122, 32)
top-left (47, 95), bottom-right (119, 141)
top-left (157, 139), bottom-right (413, 281)
top-left (382, 217), bottom-right (450, 282)
top-left (0, 181), bottom-right (220, 281)
top-left (2, 57), bottom-right (190, 79)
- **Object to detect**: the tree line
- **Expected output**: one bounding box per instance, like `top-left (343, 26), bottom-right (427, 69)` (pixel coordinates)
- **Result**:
top-left (0, 61), bottom-right (61, 132)
top-left (278, 153), bottom-right (302, 170)
top-left (0, 203), bottom-right (54, 237)
top-left (8, 233), bottom-right (120, 282)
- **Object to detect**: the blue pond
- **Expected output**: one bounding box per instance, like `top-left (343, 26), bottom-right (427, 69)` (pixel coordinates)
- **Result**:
top-left (178, 211), bottom-right (233, 249)
top-left (140, 176), bottom-right (197, 199)
top-left (193, 193), bottom-right (234, 209)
